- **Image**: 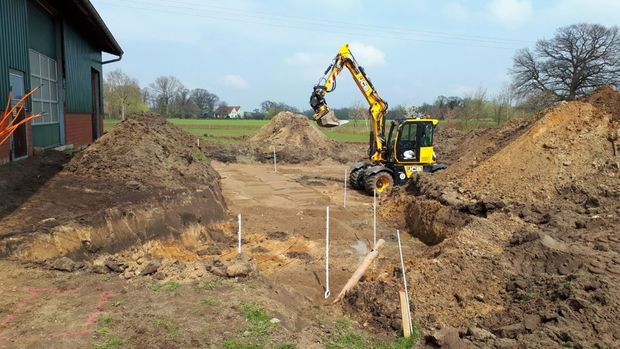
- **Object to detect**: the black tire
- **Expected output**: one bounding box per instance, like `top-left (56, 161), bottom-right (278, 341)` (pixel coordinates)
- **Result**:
top-left (348, 168), bottom-right (365, 190)
top-left (364, 171), bottom-right (394, 195)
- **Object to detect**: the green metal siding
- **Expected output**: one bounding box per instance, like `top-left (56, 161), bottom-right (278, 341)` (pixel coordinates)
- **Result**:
top-left (28, 0), bottom-right (61, 148)
top-left (63, 19), bottom-right (103, 114)
top-left (27, 0), bottom-right (56, 58)
top-left (0, 0), bottom-right (30, 105)
top-left (32, 124), bottom-right (60, 147)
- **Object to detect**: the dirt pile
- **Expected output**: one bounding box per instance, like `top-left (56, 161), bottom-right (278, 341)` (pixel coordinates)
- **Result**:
top-left (246, 111), bottom-right (342, 163)
top-left (440, 89), bottom-right (619, 205)
top-left (371, 88), bottom-right (620, 348)
top-left (67, 112), bottom-right (223, 192)
top-left (581, 85), bottom-right (620, 121)
top-left (1, 113), bottom-right (228, 263)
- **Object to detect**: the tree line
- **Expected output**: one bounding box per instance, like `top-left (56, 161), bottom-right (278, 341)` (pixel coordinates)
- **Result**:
top-left (325, 23), bottom-right (620, 126)
top-left (105, 23), bottom-right (619, 124)
top-left (103, 72), bottom-right (299, 120)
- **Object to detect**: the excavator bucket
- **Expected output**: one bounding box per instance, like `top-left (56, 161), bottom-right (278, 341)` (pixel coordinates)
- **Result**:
top-left (315, 110), bottom-right (348, 128)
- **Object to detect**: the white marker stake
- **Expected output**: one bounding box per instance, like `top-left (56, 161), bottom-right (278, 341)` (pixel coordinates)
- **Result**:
top-left (396, 229), bottom-right (413, 335)
top-left (273, 146), bottom-right (277, 173)
top-left (343, 169), bottom-right (348, 208)
top-left (237, 213), bottom-right (242, 254)
top-left (324, 206), bottom-right (331, 299)
top-left (373, 189), bottom-right (377, 247)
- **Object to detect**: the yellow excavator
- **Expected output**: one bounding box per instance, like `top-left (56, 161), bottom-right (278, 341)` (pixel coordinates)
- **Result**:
top-left (310, 43), bottom-right (446, 194)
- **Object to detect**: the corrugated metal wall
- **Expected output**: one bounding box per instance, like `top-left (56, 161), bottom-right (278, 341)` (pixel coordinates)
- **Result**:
top-left (0, 0), bottom-right (30, 105)
top-left (63, 19), bottom-right (103, 114)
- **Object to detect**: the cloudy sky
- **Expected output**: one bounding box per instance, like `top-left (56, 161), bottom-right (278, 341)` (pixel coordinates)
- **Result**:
top-left (92, 0), bottom-right (620, 111)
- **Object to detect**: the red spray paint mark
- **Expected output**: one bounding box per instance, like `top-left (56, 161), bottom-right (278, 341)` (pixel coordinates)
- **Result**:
top-left (0, 288), bottom-right (112, 343)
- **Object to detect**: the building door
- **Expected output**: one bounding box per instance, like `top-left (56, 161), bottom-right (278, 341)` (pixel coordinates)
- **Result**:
top-left (91, 69), bottom-right (100, 140)
top-left (9, 70), bottom-right (28, 159)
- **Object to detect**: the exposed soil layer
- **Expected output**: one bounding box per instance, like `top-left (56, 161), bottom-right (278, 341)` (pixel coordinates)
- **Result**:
top-left (0, 113), bottom-right (227, 262)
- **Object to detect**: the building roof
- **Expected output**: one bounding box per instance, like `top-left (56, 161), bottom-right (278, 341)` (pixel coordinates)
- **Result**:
top-left (55, 0), bottom-right (123, 56)
top-left (222, 106), bottom-right (241, 113)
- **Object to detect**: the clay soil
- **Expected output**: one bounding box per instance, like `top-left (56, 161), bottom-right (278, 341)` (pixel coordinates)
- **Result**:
top-left (1, 88), bottom-right (619, 349)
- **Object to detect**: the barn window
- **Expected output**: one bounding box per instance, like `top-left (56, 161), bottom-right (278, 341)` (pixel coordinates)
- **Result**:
top-left (29, 50), bottom-right (59, 125)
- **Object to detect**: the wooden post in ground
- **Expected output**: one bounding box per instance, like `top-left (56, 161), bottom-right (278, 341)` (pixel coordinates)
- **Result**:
top-left (399, 289), bottom-right (412, 338)
top-left (333, 239), bottom-right (385, 303)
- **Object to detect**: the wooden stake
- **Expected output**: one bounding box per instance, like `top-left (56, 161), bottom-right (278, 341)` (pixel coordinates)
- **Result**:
top-left (333, 239), bottom-right (385, 303)
top-left (400, 289), bottom-right (411, 338)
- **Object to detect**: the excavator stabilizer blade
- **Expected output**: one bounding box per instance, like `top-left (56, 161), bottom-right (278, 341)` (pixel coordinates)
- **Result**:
top-left (316, 110), bottom-right (348, 128)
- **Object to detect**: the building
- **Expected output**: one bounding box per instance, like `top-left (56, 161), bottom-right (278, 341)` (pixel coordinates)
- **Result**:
top-left (0, 0), bottom-right (122, 163)
top-left (215, 106), bottom-right (244, 119)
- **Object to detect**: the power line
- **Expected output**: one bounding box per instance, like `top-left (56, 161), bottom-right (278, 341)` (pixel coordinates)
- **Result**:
top-left (129, 0), bottom-right (530, 45)
top-left (97, 0), bottom-right (525, 50)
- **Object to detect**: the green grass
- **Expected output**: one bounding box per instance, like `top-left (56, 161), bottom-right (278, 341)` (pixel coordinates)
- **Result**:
top-left (326, 318), bottom-right (417, 349)
top-left (242, 303), bottom-right (275, 338)
top-left (94, 337), bottom-right (123, 349)
top-left (153, 318), bottom-right (179, 339)
top-left (149, 280), bottom-right (181, 292)
top-left (104, 116), bottom-right (499, 146)
top-left (104, 118), bottom-right (370, 144)
top-left (102, 314), bottom-right (113, 325)
top-left (195, 278), bottom-right (228, 290)
top-left (222, 339), bottom-right (264, 349)
top-left (202, 297), bottom-right (216, 306)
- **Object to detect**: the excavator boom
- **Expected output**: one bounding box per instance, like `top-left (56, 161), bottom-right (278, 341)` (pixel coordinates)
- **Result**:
top-left (309, 43), bottom-right (388, 161)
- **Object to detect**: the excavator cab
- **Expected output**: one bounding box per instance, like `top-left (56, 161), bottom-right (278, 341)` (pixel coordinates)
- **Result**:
top-left (384, 118), bottom-right (444, 184)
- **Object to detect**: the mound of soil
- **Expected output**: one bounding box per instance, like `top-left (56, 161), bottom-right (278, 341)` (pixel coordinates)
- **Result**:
top-left (441, 89), bottom-right (619, 204)
top-left (247, 112), bottom-right (342, 163)
top-left (433, 126), bottom-right (467, 165)
top-left (369, 88), bottom-right (620, 348)
top-left (0, 113), bottom-right (227, 262)
top-left (581, 85), bottom-right (620, 121)
top-left (68, 112), bottom-right (222, 192)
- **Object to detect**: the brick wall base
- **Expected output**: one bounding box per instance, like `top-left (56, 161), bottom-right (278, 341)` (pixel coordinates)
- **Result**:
top-left (65, 113), bottom-right (93, 147)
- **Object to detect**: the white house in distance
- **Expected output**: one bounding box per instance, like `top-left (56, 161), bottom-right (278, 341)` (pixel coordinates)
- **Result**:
top-left (216, 106), bottom-right (244, 118)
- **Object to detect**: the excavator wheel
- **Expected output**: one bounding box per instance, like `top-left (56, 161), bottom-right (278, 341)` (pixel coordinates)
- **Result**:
top-left (348, 168), bottom-right (365, 190)
top-left (364, 171), bottom-right (394, 195)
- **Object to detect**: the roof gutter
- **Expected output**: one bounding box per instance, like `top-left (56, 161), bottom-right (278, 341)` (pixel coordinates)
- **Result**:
top-left (102, 53), bottom-right (123, 65)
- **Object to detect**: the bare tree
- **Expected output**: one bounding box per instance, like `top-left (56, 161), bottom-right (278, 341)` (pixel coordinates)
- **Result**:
top-left (149, 76), bottom-right (183, 116)
top-left (170, 87), bottom-right (200, 118)
top-left (512, 23), bottom-right (620, 101)
top-left (492, 85), bottom-right (514, 125)
top-left (103, 70), bottom-right (146, 120)
top-left (190, 88), bottom-right (219, 118)
top-left (348, 100), bottom-right (367, 129)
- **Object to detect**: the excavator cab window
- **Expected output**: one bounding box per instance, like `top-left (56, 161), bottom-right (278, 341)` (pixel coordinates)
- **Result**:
top-left (420, 123), bottom-right (434, 147)
top-left (396, 123), bottom-right (418, 161)
top-left (395, 121), bottom-right (435, 162)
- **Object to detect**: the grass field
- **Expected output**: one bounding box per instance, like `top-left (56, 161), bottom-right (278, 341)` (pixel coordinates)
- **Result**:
top-left (104, 118), bottom-right (370, 143)
top-left (103, 117), bottom-right (499, 144)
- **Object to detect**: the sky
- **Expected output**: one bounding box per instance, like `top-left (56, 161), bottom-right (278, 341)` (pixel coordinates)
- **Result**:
top-left (92, 0), bottom-right (620, 111)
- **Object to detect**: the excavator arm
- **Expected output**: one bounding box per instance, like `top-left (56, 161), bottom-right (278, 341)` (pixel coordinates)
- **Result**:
top-left (309, 43), bottom-right (388, 161)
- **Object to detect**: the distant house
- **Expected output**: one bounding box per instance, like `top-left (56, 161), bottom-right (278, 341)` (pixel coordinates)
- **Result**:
top-left (215, 106), bottom-right (244, 119)
top-left (0, 0), bottom-right (123, 164)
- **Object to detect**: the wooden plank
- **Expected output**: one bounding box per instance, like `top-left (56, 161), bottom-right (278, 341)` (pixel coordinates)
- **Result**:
top-left (333, 239), bottom-right (385, 303)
